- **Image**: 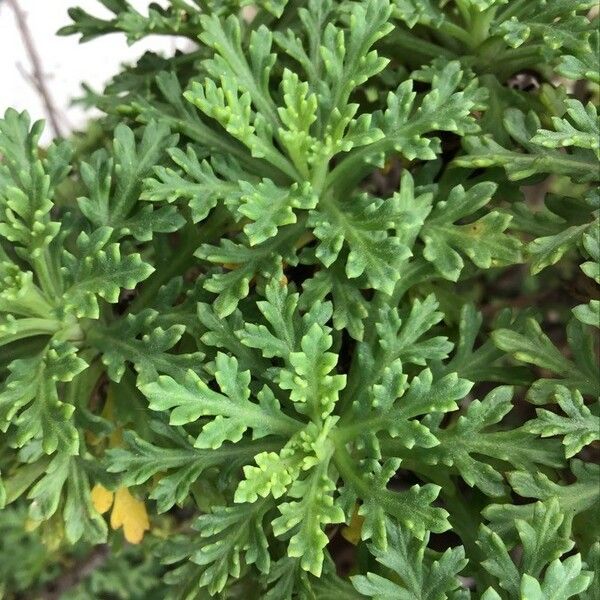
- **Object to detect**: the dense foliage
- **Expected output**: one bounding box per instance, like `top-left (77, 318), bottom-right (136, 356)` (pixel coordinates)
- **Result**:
top-left (1, 0), bottom-right (598, 598)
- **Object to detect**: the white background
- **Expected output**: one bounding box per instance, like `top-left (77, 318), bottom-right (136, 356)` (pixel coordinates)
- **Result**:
top-left (0, 0), bottom-right (189, 142)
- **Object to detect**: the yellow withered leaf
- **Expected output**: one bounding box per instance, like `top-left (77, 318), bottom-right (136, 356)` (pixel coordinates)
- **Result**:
top-left (110, 487), bottom-right (150, 544)
top-left (91, 483), bottom-right (114, 515)
top-left (341, 505), bottom-right (364, 546)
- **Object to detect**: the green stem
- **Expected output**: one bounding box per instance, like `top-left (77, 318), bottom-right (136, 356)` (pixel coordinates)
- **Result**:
top-left (325, 116), bottom-right (435, 197)
top-left (389, 29), bottom-right (457, 62)
top-left (127, 209), bottom-right (230, 314)
top-left (336, 416), bottom-right (387, 444)
top-left (0, 318), bottom-right (63, 348)
top-left (454, 0), bottom-right (473, 26)
top-left (332, 442), bottom-right (366, 493)
top-left (496, 0), bottom-right (531, 22)
top-left (2, 457), bottom-right (52, 505)
top-left (470, 7), bottom-right (498, 48)
top-left (32, 248), bottom-right (62, 302)
top-left (493, 44), bottom-right (545, 65)
top-left (439, 20), bottom-right (473, 47)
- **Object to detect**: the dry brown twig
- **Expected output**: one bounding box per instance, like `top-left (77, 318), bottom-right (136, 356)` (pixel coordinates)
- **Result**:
top-left (6, 0), bottom-right (65, 137)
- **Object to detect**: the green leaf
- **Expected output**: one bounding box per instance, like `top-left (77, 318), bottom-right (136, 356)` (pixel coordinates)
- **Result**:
top-left (581, 543), bottom-right (600, 600)
top-left (439, 304), bottom-right (533, 385)
top-left (478, 498), bottom-right (577, 598)
top-left (350, 365), bottom-right (469, 452)
top-left (478, 525), bottom-right (521, 598)
top-left (234, 417), bottom-right (336, 504)
top-left (526, 219), bottom-right (596, 275)
top-left (133, 71), bottom-right (275, 178)
top-left (0, 110), bottom-right (67, 255)
top-left (237, 272), bottom-right (300, 360)
top-left (519, 555), bottom-right (593, 600)
top-left (317, 0), bottom-right (393, 128)
top-left (62, 456), bottom-right (108, 544)
top-left (142, 146), bottom-right (243, 223)
top-left (352, 520), bottom-right (467, 600)
top-left (580, 229), bottom-right (600, 284)
top-left (197, 301), bottom-right (271, 375)
top-left (239, 180), bottom-right (317, 245)
top-left (457, 109), bottom-right (598, 183)
top-left (276, 68), bottom-right (319, 177)
top-left (0, 258), bottom-right (53, 320)
top-left (556, 32), bottom-right (600, 84)
top-left (180, 501), bottom-right (272, 595)
top-left (184, 15), bottom-right (301, 180)
top-left (414, 387), bottom-right (563, 496)
top-left (485, 461), bottom-right (600, 541)
top-left (198, 14), bottom-right (278, 130)
top-left (395, 0), bottom-right (596, 79)
top-left (248, 0), bottom-right (288, 18)
top-left (343, 294), bottom-right (456, 412)
top-left (493, 318), bottom-right (600, 403)
top-left (573, 300), bottom-right (600, 328)
top-left (335, 449), bottom-right (450, 545)
top-left (310, 192), bottom-right (412, 294)
top-left (531, 100), bottom-right (599, 159)
top-left (375, 295), bottom-right (453, 367)
top-left (88, 308), bottom-right (202, 385)
top-left (300, 263), bottom-right (369, 341)
top-left (525, 386), bottom-right (600, 458)
top-left (78, 122), bottom-right (181, 241)
top-left (263, 554), bottom-right (364, 600)
top-left (107, 425), bottom-right (269, 513)
top-left (394, 0), bottom-right (445, 29)
top-left (195, 227), bottom-right (299, 317)
top-left (61, 227), bottom-right (154, 319)
top-left (17, 451), bottom-right (107, 544)
top-left (0, 341), bottom-right (87, 454)
top-left (59, 0), bottom-right (203, 43)
top-left (420, 182), bottom-right (522, 281)
top-left (141, 353), bottom-right (300, 447)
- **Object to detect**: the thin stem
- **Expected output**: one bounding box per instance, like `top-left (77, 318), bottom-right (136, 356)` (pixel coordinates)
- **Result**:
top-left (470, 7), bottom-right (499, 49)
top-left (32, 248), bottom-right (62, 302)
top-left (332, 442), bottom-right (365, 492)
top-left (388, 29), bottom-right (457, 62)
top-left (496, 0), bottom-right (531, 22)
top-left (454, 0), bottom-right (473, 26)
top-left (0, 317), bottom-right (63, 348)
top-left (7, 0), bottom-right (65, 138)
top-left (492, 44), bottom-right (545, 65)
top-left (439, 20), bottom-right (473, 47)
top-left (336, 415), bottom-right (386, 444)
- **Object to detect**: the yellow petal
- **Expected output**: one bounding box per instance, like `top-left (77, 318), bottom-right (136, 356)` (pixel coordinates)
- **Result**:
top-left (110, 487), bottom-right (149, 544)
top-left (341, 505), bottom-right (364, 546)
top-left (91, 484), bottom-right (114, 515)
